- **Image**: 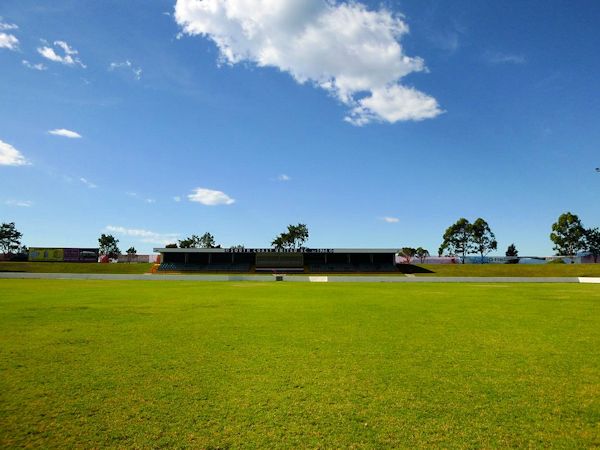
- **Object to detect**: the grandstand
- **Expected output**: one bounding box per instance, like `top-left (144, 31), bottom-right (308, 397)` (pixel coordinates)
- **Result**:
top-left (154, 247), bottom-right (399, 273)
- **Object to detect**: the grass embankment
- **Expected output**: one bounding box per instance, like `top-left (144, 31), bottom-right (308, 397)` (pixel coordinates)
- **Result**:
top-left (1, 281), bottom-right (598, 448)
top-left (0, 262), bottom-right (153, 274)
top-left (412, 263), bottom-right (600, 277)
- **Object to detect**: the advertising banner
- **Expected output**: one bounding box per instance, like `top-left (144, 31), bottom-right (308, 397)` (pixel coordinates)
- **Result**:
top-left (29, 248), bottom-right (64, 262)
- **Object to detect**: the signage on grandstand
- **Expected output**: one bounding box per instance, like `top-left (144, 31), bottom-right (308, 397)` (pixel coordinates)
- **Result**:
top-left (226, 247), bottom-right (334, 254)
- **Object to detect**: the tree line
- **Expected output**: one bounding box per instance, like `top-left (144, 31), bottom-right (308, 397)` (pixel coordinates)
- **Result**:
top-left (399, 212), bottom-right (599, 264)
top-left (1, 214), bottom-right (599, 263)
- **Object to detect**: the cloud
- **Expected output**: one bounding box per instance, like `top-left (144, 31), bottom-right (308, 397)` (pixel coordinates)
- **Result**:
top-left (79, 177), bottom-right (97, 188)
top-left (173, 196), bottom-right (181, 202)
top-left (484, 51), bottom-right (526, 65)
top-left (277, 174), bottom-right (291, 181)
top-left (49, 128), bottom-right (82, 139)
top-left (22, 60), bottom-right (47, 71)
top-left (188, 187), bottom-right (235, 205)
top-left (381, 216), bottom-right (399, 223)
top-left (37, 40), bottom-right (86, 67)
top-left (109, 60), bottom-right (143, 80)
top-left (5, 200), bottom-right (32, 207)
top-left (0, 139), bottom-right (29, 166)
top-left (145, 198), bottom-right (156, 204)
top-left (105, 225), bottom-right (179, 245)
top-left (0, 18), bottom-right (18, 31)
top-left (0, 32), bottom-right (19, 50)
top-left (174, 0), bottom-right (442, 125)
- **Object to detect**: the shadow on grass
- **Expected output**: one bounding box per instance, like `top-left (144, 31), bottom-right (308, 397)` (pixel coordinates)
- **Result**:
top-left (396, 264), bottom-right (434, 274)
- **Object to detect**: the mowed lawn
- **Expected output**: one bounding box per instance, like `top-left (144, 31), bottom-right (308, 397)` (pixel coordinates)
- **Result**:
top-left (0, 281), bottom-right (598, 448)
top-left (413, 263), bottom-right (600, 277)
top-left (0, 262), bottom-right (153, 274)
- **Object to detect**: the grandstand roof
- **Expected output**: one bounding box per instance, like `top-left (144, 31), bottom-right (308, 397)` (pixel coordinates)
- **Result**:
top-left (154, 248), bottom-right (398, 254)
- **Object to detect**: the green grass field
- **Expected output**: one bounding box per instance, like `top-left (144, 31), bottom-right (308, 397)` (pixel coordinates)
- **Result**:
top-left (0, 262), bottom-right (153, 274)
top-left (1, 280), bottom-right (599, 447)
top-left (413, 263), bottom-right (600, 277)
top-left (3, 261), bottom-right (600, 278)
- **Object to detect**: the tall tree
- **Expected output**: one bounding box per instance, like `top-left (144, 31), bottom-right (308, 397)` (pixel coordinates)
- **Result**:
top-left (198, 232), bottom-right (217, 248)
top-left (585, 228), bottom-right (600, 263)
top-left (550, 212), bottom-right (586, 257)
top-left (398, 247), bottom-right (417, 264)
top-left (179, 233), bottom-right (217, 248)
top-left (438, 218), bottom-right (475, 263)
top-left (0, 222), bottom-right (22, 255)
top-left (415, 247), bottom-right (430, 264)
top-left (98, 234), bottom-right (120, 259)
top-left (271, 223), bottom-right (309, 250)
top-left (505, 243), bottom-right (518, 257)
top-left (271, 235), bottom-right (287, 250)
top-left (287, 223), bottom-right (309, 248)
top-left (126, 246), bottom-right (137, 263)
top-left (178, 234), bottom-right (201, 248)
top-left (471, 218), bottom-right (498, 263)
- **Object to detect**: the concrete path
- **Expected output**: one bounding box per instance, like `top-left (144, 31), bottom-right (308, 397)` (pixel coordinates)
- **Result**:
top-left (1, 272), bottom-right (599, 283)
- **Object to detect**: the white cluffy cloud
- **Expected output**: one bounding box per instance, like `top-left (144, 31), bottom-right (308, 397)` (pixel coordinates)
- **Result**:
top-left (79, 177), bottom-right (97, 189)
top-left (0, 139), bottom-right (29, 166)
top-left (381, 216), bottom-right (399, 223)
top-left (0, 32), bottom-right (19, 50)
top-left (0, 18), bottom-right (18, 31)
top-left (109, 60), bottom-right (143, 80)
top-left (188, 187), bottom-right (235, 205)
top-left (174, 0), bottom-right (442, 125)
top-left (277, 174), bottom-right (291, 182)
top-left (105, 225), bottom-right (179, 245)
top-left (49, 128), bottom-right (82, 139)
top-left (22, 60), bottom-right (47, 71)
top-left (5, 200), bottom-right (33, 207)
top-left (37, 40), bottom-right (86, 68)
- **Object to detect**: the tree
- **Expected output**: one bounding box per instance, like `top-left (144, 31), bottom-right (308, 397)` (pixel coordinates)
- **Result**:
top-left (0, 222), bottom-right (23, 256)
top-left (98, 234), bottom-right (120, 259)
top-left (198, 232), bottom-right (217, 248)
top-left (126, 246), bottom-right (137, 263)
top-left (550, 212), bottom-right (585, 257)
top-left (415, 247), bottom-right (430, 264)
top-left (438, 218), bottom-right (475, 263)
top-left (271, 235), bottom-right (287, 250)
top-left (287, 224), bottom-right (309, 248)
top-left (165, 243), bottom-right (177, 248)
top-left (398, 247), bottom-right (417, 264)
top-left (585, 228), bottom-right (600, 263)
top-left (471, 218), bottom-right (497, 263)
top-left (178, 235), bottom-right (201, 248)
top-left (271, 223), bottom-right (309, 250)
top-left (505, 243), bottom-right (518, 257)
top-left (179, 232), bottom-right (218, 248)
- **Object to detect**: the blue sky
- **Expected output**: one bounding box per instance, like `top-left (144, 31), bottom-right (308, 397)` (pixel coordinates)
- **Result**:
top-left (1, 0), bottom-right (599, 255)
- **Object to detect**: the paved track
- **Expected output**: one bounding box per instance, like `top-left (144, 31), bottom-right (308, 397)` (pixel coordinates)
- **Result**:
top-left (1, 272), bottom-right (599, 283)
